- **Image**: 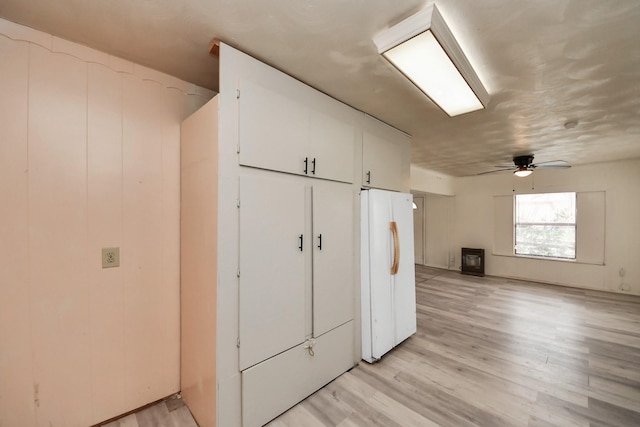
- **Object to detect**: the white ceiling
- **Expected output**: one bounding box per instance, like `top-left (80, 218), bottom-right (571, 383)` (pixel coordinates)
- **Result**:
top-left (1, 0), bottom-right (639, 176)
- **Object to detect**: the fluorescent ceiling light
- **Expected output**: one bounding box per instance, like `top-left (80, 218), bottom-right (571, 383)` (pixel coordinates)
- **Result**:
top-left (373, 5), bottom-right (489, 117)
top-left (514, 169), bottom-right (533, 177)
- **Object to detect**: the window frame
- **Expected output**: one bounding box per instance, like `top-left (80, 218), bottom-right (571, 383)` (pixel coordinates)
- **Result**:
top-left (514, 192), bottom-right (577, 260)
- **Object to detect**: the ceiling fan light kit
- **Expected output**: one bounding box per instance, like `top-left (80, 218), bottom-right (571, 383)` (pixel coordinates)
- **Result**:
top-left (514, 168), bottom-right (533, 178)
top-left (373, 4), bottom-right (489, 117)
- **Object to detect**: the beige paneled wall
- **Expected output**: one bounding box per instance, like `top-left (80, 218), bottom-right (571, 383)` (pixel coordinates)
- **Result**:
top-left (0, 26), bottom-right (33, 427)
top-left (453, 160), bottom-right (640, 295)
top-left (0, 18), bottom-right (213, 426)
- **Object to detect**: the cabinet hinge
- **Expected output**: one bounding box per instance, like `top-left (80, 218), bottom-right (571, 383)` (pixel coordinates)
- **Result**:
top-left (236, 198), bottom-right (240, 208)
top-left (236, 268), bottom-right (240, 278)
top-left (236, 338), bottom-right (240, 348)
top-left (236, 89), bottom-right (240, 99)
top-left (237, 144), bottom-right (240, 154)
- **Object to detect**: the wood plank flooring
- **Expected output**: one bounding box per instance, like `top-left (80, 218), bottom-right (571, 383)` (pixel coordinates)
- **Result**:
top-left (102, 266), bottom-right (640, 426)
top-left (272, 266), bottom-right (640, 427)
top-left (98, 395), bottom-right (198, 427)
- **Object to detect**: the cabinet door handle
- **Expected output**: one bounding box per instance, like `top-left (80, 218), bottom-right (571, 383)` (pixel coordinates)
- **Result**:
top-left (366, 170), bottom-right (371, 184)
top-left (299, 234), bottom-right (304, 251)
top-left (317, 233), bottom-right (322, 250)
top-left (311, 158), bottom-right (316, 175)
top-left (303, 157), bottom-right (308, 174)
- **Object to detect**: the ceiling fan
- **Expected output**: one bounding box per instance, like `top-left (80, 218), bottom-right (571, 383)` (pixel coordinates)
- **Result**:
top-left (479, 155), bottom-right (571, 177)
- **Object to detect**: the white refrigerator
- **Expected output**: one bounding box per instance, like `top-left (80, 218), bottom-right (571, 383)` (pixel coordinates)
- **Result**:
top-left (361, 189), bottom-right (417, 363)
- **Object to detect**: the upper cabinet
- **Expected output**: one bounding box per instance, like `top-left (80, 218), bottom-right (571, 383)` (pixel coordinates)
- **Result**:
top-left (238, 78), bottom-right (355, 183)
top-left (362, 115), bottom-right (411, 192)
top-left (308, 110), bottom-right (355, 183)
top-left (238, 79), bottom-right (309, 177)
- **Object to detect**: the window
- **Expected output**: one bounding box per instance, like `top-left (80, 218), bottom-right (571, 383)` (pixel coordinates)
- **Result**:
top-left (515, 192), bottom-right (576, 259)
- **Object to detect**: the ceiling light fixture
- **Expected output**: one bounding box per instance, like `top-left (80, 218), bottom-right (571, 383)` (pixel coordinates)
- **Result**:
top-left (514, 168), bottom-right (533, 178)
top-left (373, 4), bottom-right (489, 117)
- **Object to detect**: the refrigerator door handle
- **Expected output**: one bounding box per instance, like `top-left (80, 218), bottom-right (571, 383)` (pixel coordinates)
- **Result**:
top-left (390, 221), bottom-right (399, 275)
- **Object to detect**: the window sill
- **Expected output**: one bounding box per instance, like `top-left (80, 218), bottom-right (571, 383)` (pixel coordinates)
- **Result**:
top-left (492, 252), bottom-right (604, 266)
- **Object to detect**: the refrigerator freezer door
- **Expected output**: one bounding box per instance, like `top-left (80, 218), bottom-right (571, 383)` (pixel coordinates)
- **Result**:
top-left (361, 190), bottom-right (394, 362)
top-left (390, 192), bottom-right (417, 345)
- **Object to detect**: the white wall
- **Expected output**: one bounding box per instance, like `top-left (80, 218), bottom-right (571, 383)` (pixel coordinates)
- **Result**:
top-left (411, 165), bottom-right (455, 196)
top-left (424, 194), bottom-right (455, 269)
top-left (0, 18), bottom-right (213, 426)
top-left (452, 159), bottom-right (640, 295)
top-left (410, 166), bottom-right (455, 269)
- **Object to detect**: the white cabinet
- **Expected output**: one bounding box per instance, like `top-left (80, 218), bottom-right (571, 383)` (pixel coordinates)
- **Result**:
top-left (182, 43), bottom-right (411, 427)
top-left (308, 110), bottom-right (356, 183)
top-left (312, 183), bottom-right (354, 337)
top-left (362, 116), bottom-right (411, 192)
top-left (238, 79), bottom-right (309, 177)
top-left (238, 78), bottom-right (355, 183)
top-left (238, 175), bottom-right (307, 370)
top-left (237, 174), bottom-right (354, 426)
top-left (242, 321), bottom-right (354, 427)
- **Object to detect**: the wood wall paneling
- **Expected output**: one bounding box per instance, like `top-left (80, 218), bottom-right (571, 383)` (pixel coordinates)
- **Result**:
top-left (0, 36), bottom-right (35, 427)
top-left (122, 75), bottom-right (177, 409)
top-left (160, 87), bottom-right (185, 397)
top-left (87, 62), bottom-right (126, 422)
top-left (28, 43), bottom-right (92, 427)
top-left (0, 18), bottom-right (212, 424)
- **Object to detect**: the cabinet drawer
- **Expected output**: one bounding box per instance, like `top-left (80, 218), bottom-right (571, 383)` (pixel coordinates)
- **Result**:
top-left (241, 321), bottom-right (354, 427)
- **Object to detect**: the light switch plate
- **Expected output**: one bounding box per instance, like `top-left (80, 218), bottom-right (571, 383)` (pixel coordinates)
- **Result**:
top-left (102, 247), bottom-right (120, 268)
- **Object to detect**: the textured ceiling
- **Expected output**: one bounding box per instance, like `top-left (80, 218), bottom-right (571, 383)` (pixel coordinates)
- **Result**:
top-left (1, 0), bottom-right (638, 176)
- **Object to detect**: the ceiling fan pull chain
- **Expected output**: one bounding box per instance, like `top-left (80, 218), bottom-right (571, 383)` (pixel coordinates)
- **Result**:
top-left (531, 172), bottom-right (535, 190)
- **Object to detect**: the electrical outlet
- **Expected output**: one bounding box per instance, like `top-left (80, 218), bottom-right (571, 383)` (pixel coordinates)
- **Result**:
top-left (102, 247), bottom-right (120, 268)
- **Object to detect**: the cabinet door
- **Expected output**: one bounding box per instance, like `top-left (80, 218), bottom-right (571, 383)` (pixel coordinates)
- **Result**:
top-left (312, 183), bottom-right (354, 337)
top-left (362, 119), bottom-right (410, 192)
top-left (238, 79), bottom-right (309, 176)
top-left (239, 175), bottom-right (307, 370)
top-left (308, 110), bottom-right (355, 183)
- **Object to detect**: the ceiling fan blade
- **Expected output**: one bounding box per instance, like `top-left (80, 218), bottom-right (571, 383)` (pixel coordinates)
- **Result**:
top-left (533, 160), bottom-right (569, 165)
top-left (477, 168), bottom-right (515, 175)
top-left (535, 164), bottom-right (571, 169)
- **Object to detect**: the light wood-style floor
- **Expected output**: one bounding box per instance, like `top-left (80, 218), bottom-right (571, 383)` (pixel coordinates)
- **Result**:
top-left (99, 395), bottom-right (198, 427)
top-left (104, 266), bottom-right (640, 426)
